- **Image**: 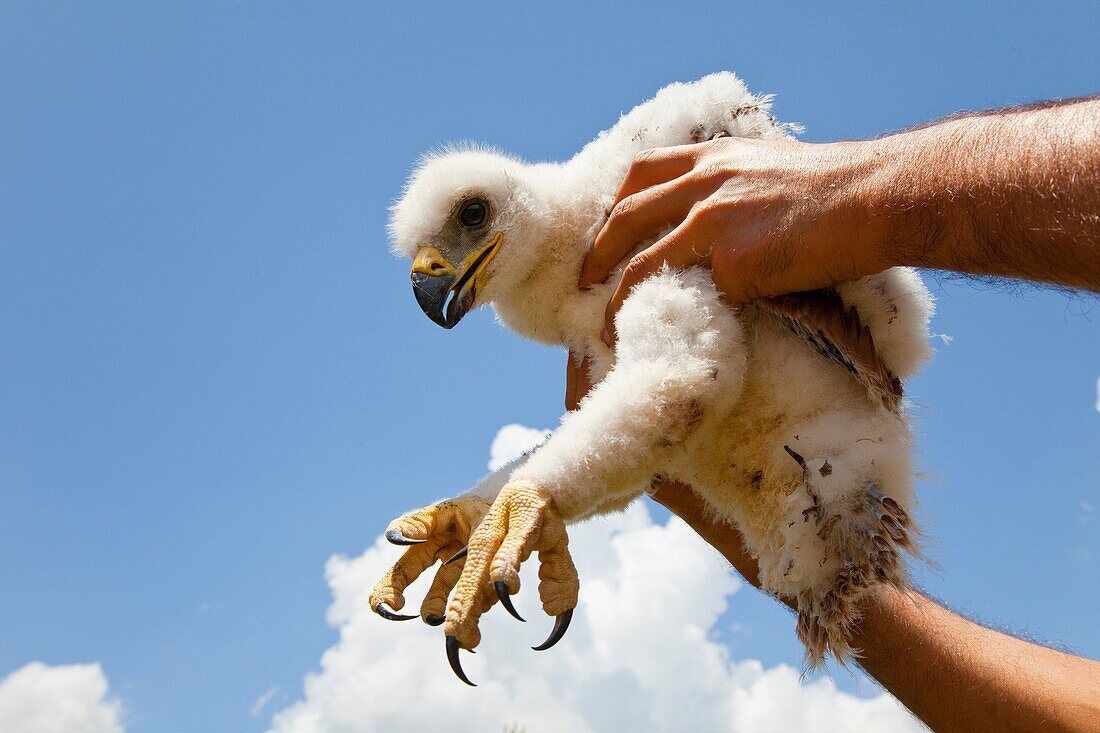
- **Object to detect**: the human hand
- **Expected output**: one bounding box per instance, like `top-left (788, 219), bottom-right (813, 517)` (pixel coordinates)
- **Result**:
top-left (579, 136), bottom-right (895, 344)
top-left (564, 351), bottom-right (591, 412)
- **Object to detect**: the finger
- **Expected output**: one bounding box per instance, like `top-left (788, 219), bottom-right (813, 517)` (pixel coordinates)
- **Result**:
top-left (574, 354), bottom-right (593, 406)
top-left (369, 539), bottom-right (444, 617)
top-left (565, 351), bottom-right (581, 412)
top-left (602, 222), bottom-right (712, 345)
top-left (580, 174), bottom-right (706, 288)
top-left (577, 145), bottom-right (701, 289)
top-left (647, 477), bottom-right (704, 514)
top-left (420, 542), bottom-right (466, 625)
top-left (566, 353), bottom-right (594, 411)
top-left (613, 144), bottom-right (701, 203)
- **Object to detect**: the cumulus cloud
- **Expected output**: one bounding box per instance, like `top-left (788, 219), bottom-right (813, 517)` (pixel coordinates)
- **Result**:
top-left (269, 425), bottom-right (921, 733)
top-left (0, 662), bottom-right (124, 733)
top-left (488, 423), bottom-right (551, 471)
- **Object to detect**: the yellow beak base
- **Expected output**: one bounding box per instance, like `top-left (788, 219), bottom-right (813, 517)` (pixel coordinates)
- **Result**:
top-left (409, 233), bottom-right (503, 329)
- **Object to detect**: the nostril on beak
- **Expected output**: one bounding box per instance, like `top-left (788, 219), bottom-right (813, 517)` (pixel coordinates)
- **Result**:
top-left (412, 246), bottom-right (456, 279)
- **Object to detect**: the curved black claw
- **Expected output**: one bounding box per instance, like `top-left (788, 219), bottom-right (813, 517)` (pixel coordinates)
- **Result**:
top-left (446, 635), bottom-right (476, 686)
top-left (374, 602), bottom-right (417, 621)
top-left (494, 581), bottom-right (525, 622)
top-left (385, 528), bottom-right (427, 546)
top-left (444, 546), bottom-right (469, 566)
top-left (532, 608), bottom-right (573, 651)
top-left (424, 614), bottom-right (445, 627)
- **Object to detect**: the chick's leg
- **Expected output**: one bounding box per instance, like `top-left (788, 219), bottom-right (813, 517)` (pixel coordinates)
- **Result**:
top-left (443, 268), bottom-right (748, 684)
top-left (513, 267), bottom-right (747, 520)
top-left (443, 351), bottom-right (709, 663)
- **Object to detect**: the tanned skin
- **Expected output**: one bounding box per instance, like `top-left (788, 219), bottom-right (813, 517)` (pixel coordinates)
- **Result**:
top-left (566, 98), bottom-right (1100, 732)
top-left (578, 97), bottom-right (1099, 343)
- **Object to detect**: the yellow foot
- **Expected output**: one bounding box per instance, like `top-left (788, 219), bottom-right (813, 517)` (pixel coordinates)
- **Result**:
top-left (368, 496), bottom-right (490, 625)
top-left (444, 480), bottom-right (578, 686)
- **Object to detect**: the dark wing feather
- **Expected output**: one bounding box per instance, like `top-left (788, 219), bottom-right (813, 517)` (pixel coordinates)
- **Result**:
top-left (755, 290), bottom-right (903, 415)
top-left (704, 135), bottom-right (902, 414)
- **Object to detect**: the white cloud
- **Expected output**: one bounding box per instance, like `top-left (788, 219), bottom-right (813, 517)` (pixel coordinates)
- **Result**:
top-left (269, 425), bottom-right (921, 733)
top-left (488, 423), bottom-right (551, 471)
top-left (932, 332), bottom-right (954, 346)
top-left (0, 662), bottom-right (124, 733)
top-left (1095, 376), bottom-right (1099, 414)
top-left (252, 686), bottom-right (280, 717)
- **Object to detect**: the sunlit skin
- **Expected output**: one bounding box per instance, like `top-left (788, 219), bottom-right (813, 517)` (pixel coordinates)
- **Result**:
top-left (570, 98), bottom-right (1100, 732)
top-left (579, 97), bottom-right (1099, 344)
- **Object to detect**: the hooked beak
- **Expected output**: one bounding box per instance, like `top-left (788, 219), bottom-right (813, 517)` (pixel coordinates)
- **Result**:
top-left (410, 232), bottom-right (502, 329)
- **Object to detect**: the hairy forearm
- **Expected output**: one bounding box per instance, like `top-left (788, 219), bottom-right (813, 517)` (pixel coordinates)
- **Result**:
top-left (864, 98), bottom-right (1100, 290)
top-left (650, 479), bottom-right (1100, 732)
top-left (856, 589), bottom-right (1100, 732)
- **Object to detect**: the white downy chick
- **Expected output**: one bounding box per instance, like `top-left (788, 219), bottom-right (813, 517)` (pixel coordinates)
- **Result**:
top-left (382, 72), bottom-right (934, 676)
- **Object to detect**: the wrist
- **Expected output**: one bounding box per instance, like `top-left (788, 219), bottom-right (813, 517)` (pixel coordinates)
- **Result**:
top-left (858, 121), bottom-right (987, 273)
top-left (819, 139), bottom-right (907, 277)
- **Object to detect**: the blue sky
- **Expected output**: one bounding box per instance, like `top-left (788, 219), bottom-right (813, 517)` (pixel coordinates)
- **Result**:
top-left (0, 2), bottom-right (1096, 732)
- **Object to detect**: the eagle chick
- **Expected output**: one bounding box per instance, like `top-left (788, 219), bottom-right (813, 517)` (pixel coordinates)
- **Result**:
top-left (373, 73), bottom-right (934, 683)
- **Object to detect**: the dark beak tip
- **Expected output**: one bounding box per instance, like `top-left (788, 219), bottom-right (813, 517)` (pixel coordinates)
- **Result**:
top-left (411, 272), bottom-right (462, 329)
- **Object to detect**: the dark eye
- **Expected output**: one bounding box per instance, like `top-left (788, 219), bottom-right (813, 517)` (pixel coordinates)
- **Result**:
top-left (459, 200), bottom-right (488, 227)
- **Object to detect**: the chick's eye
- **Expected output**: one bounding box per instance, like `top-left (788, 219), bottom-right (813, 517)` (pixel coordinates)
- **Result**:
top-left (459, 200), bottom-right (487, 227)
